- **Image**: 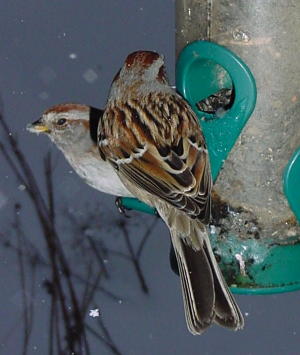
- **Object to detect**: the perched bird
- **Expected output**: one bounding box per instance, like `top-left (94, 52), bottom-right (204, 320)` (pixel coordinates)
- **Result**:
top-left (98, 51), bottom-right (244, 334)
top-left (27, 50), bottom-right (244, 334)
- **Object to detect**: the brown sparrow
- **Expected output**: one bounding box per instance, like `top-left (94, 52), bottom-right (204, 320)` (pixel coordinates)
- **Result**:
top-left (27, 104), bottom-right (133, 197)
top-left (98, 51), bottom-right (244, 334)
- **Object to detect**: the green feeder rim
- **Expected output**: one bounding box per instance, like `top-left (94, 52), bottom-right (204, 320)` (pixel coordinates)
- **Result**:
top-left (283, 147), bottom-right (300, 224)
top-left (209, 231), bottom-right (300, 295)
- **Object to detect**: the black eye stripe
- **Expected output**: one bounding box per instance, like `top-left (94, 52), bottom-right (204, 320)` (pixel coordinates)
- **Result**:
top-left (57, 118), bottom-right (67, 125)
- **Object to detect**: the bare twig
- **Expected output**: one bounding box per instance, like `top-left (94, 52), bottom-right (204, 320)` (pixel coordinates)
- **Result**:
top-left (118, 219), bottom-right (149, 294)
top-left (48, 296), bottom-right (55, 355)
top-left (44, 152), bottom-right (55, 224)
top-left (86, 235), bottom-right (110, 279)
top-left (95, 308), bottom-right (120, 351)
top-left (136, 217), bottom-right (159, 259)
top-left (104, 248), bottom-right (132, 261)
top-left (1, 235), bottom-right (121, 301)
top-left (14, 204), bottom-right (35, 355)
top-left (0, 115), bottom-right (49, 218)
top-left (81, 269), bottom-right (103, 318)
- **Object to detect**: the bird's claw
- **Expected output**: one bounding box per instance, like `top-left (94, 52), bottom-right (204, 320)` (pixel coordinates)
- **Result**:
top-left (115, 197), bottom-right (130, 218)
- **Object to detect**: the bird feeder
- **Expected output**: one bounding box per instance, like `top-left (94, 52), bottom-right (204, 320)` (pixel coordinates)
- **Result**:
top-left (120, 0), bottom-right (300, 294)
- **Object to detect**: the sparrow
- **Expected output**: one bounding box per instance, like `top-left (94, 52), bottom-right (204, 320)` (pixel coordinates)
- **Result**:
top-left (27, 104), bottom-right (133, 197)
top-left (97, 51), bottom-right (244, 334)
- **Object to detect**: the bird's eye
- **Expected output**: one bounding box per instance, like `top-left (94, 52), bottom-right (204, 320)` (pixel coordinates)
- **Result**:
top-left (57, 118), bottom-right (67, 126)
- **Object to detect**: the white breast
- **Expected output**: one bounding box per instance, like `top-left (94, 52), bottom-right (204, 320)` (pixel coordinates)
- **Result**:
top-left (52, 129), bottom-right (133, 197)
top-left (65, 150), bottom-right (133, 197)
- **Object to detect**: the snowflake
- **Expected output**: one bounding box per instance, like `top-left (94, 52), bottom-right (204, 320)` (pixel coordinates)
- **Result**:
top-left (89, 308), bottom-right (100, 318)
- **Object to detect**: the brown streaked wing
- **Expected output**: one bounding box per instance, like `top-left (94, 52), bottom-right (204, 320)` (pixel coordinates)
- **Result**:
top-left (99, 93), bottom-right (212, 222)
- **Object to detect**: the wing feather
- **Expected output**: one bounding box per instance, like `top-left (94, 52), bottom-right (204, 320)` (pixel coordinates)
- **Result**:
top-left (98, 92), bottom-right (212, 222)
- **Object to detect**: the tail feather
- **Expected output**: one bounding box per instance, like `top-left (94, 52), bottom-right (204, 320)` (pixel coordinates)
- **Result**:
top-left (161, 208), bottom-right (244, 334)
top-left (175, 237), bottom-right (215, 334)
top-left (203, 238), bottom-right (244, 330)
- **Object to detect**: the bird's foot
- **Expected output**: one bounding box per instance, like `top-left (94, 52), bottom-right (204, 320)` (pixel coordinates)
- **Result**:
top-left (115, 197), bottom-right (131, 218)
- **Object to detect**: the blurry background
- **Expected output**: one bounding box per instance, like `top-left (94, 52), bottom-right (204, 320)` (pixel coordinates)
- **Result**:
top-left (0, 1), bottom-right (299, 354)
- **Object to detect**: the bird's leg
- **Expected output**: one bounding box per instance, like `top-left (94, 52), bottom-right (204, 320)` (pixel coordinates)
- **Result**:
top-left (115, 197), bottom-right (131, 218)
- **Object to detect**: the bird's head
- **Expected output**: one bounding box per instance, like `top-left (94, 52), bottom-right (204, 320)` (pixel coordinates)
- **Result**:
top-left (123, 51), bottom-right (167, 83)
top-left (109, 51), bottom-right (169, 100)
top-left (27, 103), bottom-right (102, 148)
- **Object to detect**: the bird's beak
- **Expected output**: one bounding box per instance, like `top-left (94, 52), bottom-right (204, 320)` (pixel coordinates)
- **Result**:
top-left (26, 118), bottom-right (50, 134)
